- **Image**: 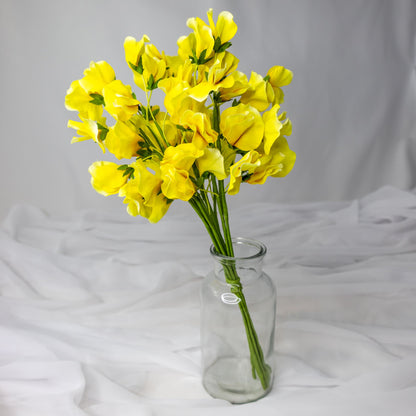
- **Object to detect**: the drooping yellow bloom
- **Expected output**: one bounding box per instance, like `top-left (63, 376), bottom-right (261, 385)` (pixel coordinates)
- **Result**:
top-left (124, 34), bottom-right (150, 69)
top-left (267, 66), bottom-right (293, 104)
top-left (180, 110), bottom-right (218, 148)
top-left (105, 120), bottom-right (141, 159)
top-left (196, 147), bottom-right (226, 179)
top-left (67, 116), bottom-right (106, 153)
top-left (119, 160), bottom-right (171, 223)
top-left (227, 151), bottom-right (261, 195)
top-left (133, 43), bottom-right (167, 91)
top-left (102, 80), bottom-right (140, 122)
top-left (160, 143), bottom-right (203, 201)
top-left (219, 70), bottom-right (249, 102)
top-left (178, 16), bottom-right (214, 62)
top-left (79, 61), bottom-right (115, 94)
top-left (88, 161), bottom-right (127, 196)
top-left (220, 104), bottom-right (264, 151)
top-left (240, 71), bottom-right (274, 112)
top-left (262, 105), bottom-right (283, 155)
top-left (65, 80), bottom-right (103, 120)
top-left (188, 52), bottom-right (238, 101)
top-left (207, 9), bottom-right (237, 44)
top-left (247, 138), bottom-right (296, 185)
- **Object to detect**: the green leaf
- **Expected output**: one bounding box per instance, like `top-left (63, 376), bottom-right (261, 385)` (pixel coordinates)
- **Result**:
top-left (89, 93), bottom-right (105, 106)
top-left (117, 164), bottom-right (128, 171)
top-left (217, 41), bottom-right (232, 53)
top-left (97, 123), bottom-right (109, 141)
top-left (213, 37), bottom-right (222, 52)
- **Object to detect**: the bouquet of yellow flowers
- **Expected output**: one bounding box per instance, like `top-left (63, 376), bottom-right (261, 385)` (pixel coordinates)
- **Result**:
top-left (65, 9), bottom-right (295, 398)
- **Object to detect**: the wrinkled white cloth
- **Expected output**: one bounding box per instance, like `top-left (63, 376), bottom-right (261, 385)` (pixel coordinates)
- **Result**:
top-left (1, 186), bottom-right (416, 415)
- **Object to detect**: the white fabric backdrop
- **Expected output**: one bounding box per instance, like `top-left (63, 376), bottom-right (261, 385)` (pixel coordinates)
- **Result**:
top-left (1, 185), bottom-right (416, 415)
top-left (1, 0), bottom-right (416, 219)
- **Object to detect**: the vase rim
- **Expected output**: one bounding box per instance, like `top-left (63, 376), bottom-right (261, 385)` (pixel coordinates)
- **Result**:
top-left (210, 237), bottom-right (267, 261)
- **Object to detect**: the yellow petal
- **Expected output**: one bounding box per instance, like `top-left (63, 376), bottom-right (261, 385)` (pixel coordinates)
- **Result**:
top-left (262, 105), bottom-right (283, 155)
top-left (160, 164), bottom-right (195, 201)
top-left (220, 104), bottom-right (264, 151)
top-left (88, 161), bottom-right (127, 196)
top-left (240, 71), bottom-right (274, 112)
top-left (102, 80), bottom-right (139, 122)
top-left (79, 61), bottom-right (115, 93)
top-left (196, 147), bottom-right (226, 179)
top-left (227, 151), bottom-right (261, 195)
top-left (105, 120), bottom-right (141, 159)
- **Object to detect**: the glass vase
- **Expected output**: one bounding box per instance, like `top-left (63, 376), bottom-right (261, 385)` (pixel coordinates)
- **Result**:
top-left (200, 237), bottom-right (276, 404)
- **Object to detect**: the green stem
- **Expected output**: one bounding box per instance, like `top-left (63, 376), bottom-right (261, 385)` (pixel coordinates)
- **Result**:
top-left (191, 92), bottom-right (271, 391)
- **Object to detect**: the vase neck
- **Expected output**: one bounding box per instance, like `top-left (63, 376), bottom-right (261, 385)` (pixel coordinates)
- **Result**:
top-left (210, 238), bottom-right (266, 284)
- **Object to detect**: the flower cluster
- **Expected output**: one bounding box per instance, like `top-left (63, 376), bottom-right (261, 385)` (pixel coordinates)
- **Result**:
top-left (66, 9), bottom-right (296, 223)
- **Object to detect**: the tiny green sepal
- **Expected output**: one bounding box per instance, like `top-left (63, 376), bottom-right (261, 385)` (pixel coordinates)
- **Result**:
top-left (89, 93), bottom-right (105, 106)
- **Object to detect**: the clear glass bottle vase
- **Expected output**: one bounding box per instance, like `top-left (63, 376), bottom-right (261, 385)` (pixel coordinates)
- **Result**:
top-left (200, 237), bottom-right (276, 404)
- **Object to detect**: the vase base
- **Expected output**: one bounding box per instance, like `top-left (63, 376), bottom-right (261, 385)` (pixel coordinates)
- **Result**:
top-left (202, 357), bottom-right (273, 404)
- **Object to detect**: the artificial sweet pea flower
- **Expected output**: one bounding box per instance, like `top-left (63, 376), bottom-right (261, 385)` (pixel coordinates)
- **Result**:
top-left (196, 147), bottom-right (227, 180)
top-left (65, 80), bottom-right (103, 120)
top-left (160, 143), bottom-right (204, 200)
top-left (240, 71), bottom-right (274, 112)
top-left (88, 161), bottom-right (127, 195)
top-left (102, 80), bottom-right (140, 122)
top-left (133, 43), bottom-right (167, 91)
top-left (178, 16), bottom-right (215, 63)
top-left (220, 104), bottom-right (264, 151)
top-left (267, 65), bottom-right (293, 104)
top-left (206, 9), bottom-right (238, 45)
top-left (67, 116), bottom-right (107, 153)
top-left (124, 34), bottom-right (150, 70)
top-left (262, 105), bottom-right (283, 155)
top-left (79, 61), bottom-right (115, 94)
top-left (219, 70), bottom-right (249, 102)
top-left (227, 151), bottom-right (261, 195)
top-left (247, 138), bottom-right (296, 185)
top-left (105, 120), bottom-right (141, 159)
top-left (180, 110), bottom-right (218, 148)
top-left (119, 160), bottom-right (171, 223)
top-left (188, 52), bottom-right (238, 102)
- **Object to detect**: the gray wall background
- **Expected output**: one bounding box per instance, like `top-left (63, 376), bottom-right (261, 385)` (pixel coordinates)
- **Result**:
top-left (1, 0), bottom-right (415, 220)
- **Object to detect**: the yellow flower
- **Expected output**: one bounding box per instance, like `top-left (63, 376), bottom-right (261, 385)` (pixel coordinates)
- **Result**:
top-left (188, 52), bottom-right (238, 102)
top-left (160, 164), bottom-right (195, 201)
top-left (124, 34), bottom-right (150, 69)
top-left (162, 80), bottom-right (206, 124)
top-left (180, 110), bottom-right (218, 148)
top-left (262, 105), bottom-right (283, 155)
top-left (178, 16), bottom-right (214, 62)
top-left (65, 80), bottom-right (103, 120)
top-left (220, 104), bottom-right (264, 151)
top-left (119, 160), bottom-right (171, 223)
top-left (160, 143), bottom-right (203, 201)
top-left (247, 138), bottom-right (296, 185)
top-left (240, 71), bottom-right (274, 112)
top-left (105, 120), bottom-right (141, 159)
top-left (79, 61), bottom-right (115, 93)
top-left (219, 70), bottom-right (249, 102)
top-left (207, 9), bottom-right (238, 44)
top-left (227, 151), bottom-right (261, 195)
top-left (88, 161), bottom-right (127, 196)
top-left (162, 143), bottom-right (204, 171)
top-left (102, 80), bottom-right (140, 122)
top-left (196, 147), bottom-right (226, 180)
top-left (67, 116), bottom-right (106, 153)
top-left (133, 43), bottom-right (167, 91)
top-left (267, 66), bottom-right (293, 104)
